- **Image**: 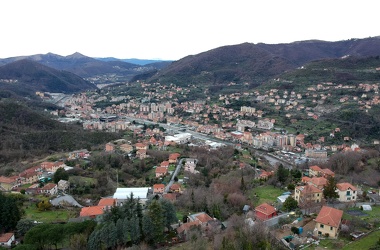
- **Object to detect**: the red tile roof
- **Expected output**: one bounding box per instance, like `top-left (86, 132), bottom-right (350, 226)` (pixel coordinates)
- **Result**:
top-left (315, 206), bottom-right (343, 228)
top-left (321, 168), bottom-right (335, 176)
top-left (309, 177), bottom-right (327, 187)
top-left (336, 182), bottom-right (357, 191)
top-left (40, 183), bottom-right (57, 190)
top-left (296, 184), bottom-right (322, 194)
top-left (195, 213), bottom-right (213, 223)
top-left (98, 198), bottom-right (116, 206)
top-left (177, 221), bottom-right (201, 234)
top-left (155, 167), bottom-right (168, 174)
top-left (310, 165), bottom-right (322, 171)
top-left (0, 233), bottom-right (14, 243)
top-left (255, 203), bottom-right (276, 216)
top-left (0, 176), bottom-right (16, 184)
top-left (80, 206), bottom-right (104, 217)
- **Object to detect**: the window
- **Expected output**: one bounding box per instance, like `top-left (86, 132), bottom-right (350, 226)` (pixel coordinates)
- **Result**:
top-left (317, 193), bottom-right (320, 196)
top-left (330, 226), bottom-right (333, 230)
top-left (346, 191), bottom-right (351, 196)
top-left (320, 224), bottom-right (324, 228)
top-left (353, 196), bottom-right (355, 199)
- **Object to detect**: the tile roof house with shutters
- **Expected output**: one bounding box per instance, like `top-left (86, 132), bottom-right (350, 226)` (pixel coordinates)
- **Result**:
top-left (155, 167), bottom-right (168, 178)
top-left (40, 183), bottom-right (58, 196)
top-left (294, 185), bottom-right (323, 204)
top-left (308, 177), bottom-right (328, 189)
top-left (336, 183), bottom-right (357, 202)
top-left (41, 161), bottom-right (65, 173)
top-left (314, 206), bottom-right (343, 238)
top-left (153, 184), bottom-right (165, 194)
top-left (168, 153), bottom-right (181, 164)
top-left (170, 183), bottom-right (181, 193)
top-left (135, 142), bottom-right (148, 151)
top-left (255, 203), bottom-right (277, 221)
top-left (136, 149), bottom-right (147, 159)
top-left (0, 233), bottom-right (15, 247)
top-left (0, 176), bottom-right (18, 191)
top-left (309, 165), bottom-right (322, 177)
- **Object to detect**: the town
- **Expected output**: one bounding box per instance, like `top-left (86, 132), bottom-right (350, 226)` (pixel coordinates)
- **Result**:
top-left (1, 78), bottom-right (380, 249)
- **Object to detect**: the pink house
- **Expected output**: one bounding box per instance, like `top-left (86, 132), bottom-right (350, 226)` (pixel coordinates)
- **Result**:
top-left (255, 203), bottom-right (277, 221)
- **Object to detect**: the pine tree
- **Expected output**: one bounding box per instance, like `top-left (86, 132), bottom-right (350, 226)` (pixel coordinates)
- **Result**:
top-left (323, 176), bottom-right (339, 201)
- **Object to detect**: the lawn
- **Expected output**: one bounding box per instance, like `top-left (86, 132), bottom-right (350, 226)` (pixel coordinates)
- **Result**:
top-left (23, 205), bottom-right (75, 223)
top-left (251, 185), bottom-right (284, 206)
top-left (341, 230), bottom-right (380, 250)
top-left (343, 205), bottom-right (380, 225)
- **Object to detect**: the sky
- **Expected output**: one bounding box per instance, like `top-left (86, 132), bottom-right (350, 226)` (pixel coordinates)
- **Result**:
top-left (0, 0), bottom-right (378, 60)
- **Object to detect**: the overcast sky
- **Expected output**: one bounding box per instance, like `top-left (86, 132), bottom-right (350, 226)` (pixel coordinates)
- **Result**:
top-left (0, 0), bottom-right (378, 60)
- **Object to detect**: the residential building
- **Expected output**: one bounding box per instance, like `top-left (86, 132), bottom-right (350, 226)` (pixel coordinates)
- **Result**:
top-left (0, 176), bottom-right (18, 191)
top-left (0, 233), bottom-right (15, 247)
top-left (153, 184), bottom-right (165, 194)
top-left (309, 165), bottom-right (322, 177)
top-left (336, 183), bottom-right (357, 202)
top-left (294, 185), bottom-right (323, 203)
top-left (40, 183), bottom-right (58, 196)
top-left (255, 203), bottom-right (277, 221)
top-left (308, 177), bottom-right (328, 189)
top-left (314, 206), bottom-right (343, 238)
top-left (184, 158), bottom-right (197, 173)
top-left (155, 167), bottom-right (168, 178)
top-left (170, 183), bottom-right (181, 193)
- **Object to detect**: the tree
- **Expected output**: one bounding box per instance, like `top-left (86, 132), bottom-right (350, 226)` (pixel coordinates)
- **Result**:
top-left (283, 196), bottom-right (298, 212)
top-left (323, 176), bottom-right (339, 201)
top-left (160, 199), bottom-right (178, 230)
top-left (143, 200), bottom-right (164, 245)
top-left (0, 193), bottom-right (21, 232)
top-left (53, 167), bottom-right (69, 184)
top-left (16, 219), bottom-right (36, 236)
top-left (277, 164), bottom-right (289, 184)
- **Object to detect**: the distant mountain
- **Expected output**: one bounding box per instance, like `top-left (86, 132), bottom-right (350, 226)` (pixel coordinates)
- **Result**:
top-left (0, 59), bottom-right (97, 94)
top-left (96, 57), bottom-right (173, 66)
top-left (146, 37), bottom-right (380, 86)
top-left (0, 52), bottom-right (170, 81)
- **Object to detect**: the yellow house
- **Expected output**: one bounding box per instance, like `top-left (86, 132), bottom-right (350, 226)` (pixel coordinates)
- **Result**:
top-left (294, 185), bottom-right (323, 204)
top-left (315, 206), bottom-right (343, 238)
top-left (0, 176), bottom-right (18, 191)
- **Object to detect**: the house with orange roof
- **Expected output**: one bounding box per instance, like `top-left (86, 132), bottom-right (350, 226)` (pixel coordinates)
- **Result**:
top-left (188, 212), bottom-right (214, 225)
top-left (79, 206), bottom-right (104, 219)
top-left (255, 203), bottom-right (277, 221)
top-left (0, 232), bottom-right (15, 247)
top-left (135, 142), bottom-right (148, 151)
top-left (308, 177), bottom-right (328, 189)
top-left (153, 184), bottom-right (165, 194)
top-left (309, 165), bottom-right (322, 177)
top-left (168, 153), bottom-right (181, 164)
top-left (320, 168), bottom-right (335, 178)
top-left (258, 170), bottom-right (274, 180)
top-left (155, 167), bottom-right (168, 178)
top-left (0, 176), bottom-right (18, 191)
top-left (41, 161), bottom-right (65, 173)
top-left (301, 176), bottom-right (311, 184)
top-left (136, 149), bottom-right (147, 159)
top-left (170, 183), bottom-right (181, 193)
top-left (294, 185), bottom-right (323, 204)
top-left (160, 161), bottom-right (170, 168)
top-left (336, 183), bottom-right (357, 202)
top-left (98, 198), bottom-right (116, 208)
top-left (39, 183), bottom-right (58, 196)
top-left (163, 193), bottom-right (177, 202)
top-left (314, 206), bottom-right (343, 238)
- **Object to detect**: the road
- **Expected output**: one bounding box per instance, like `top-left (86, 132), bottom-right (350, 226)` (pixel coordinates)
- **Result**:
top-left (164, 158), bottom-right (186, 193)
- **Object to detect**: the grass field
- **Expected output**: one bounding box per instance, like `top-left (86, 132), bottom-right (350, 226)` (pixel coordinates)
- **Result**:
top-left (251, 185), bottom-right (284, 206)
top-left (341, 230), bottom-right (380, 250)
top-left (23, 205), bottom-right (75, 223)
